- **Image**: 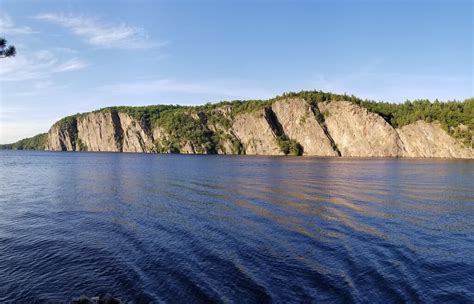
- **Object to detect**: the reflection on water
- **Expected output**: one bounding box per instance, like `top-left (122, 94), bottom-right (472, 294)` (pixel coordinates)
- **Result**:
top-left (0, 151), bottom-right (473, 302)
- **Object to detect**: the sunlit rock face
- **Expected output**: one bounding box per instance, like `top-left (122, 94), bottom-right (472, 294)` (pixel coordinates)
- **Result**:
top-left (232, 108), bottom-right (282, 155)
top-left (317, 101), bottom-right (404, 157)
top-left (47, 124), bottom-right (75, 151)
top-left (271, 98), bottom-right (337, 156)
top-left (397, 121), bottom-right (473, 158)
top-left (45, 99), bottom-right (474, 159)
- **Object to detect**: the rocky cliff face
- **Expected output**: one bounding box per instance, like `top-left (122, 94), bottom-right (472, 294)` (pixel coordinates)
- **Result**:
top-left (271, 98), bottom-right (338, 156)
top-left (317, 101), bottom-right (405, 157)
top-left (45, 98), bottom-right (474, 159)
top-left (232, 108), bottom-right (282, 155)
top-left (77, 112), bottom-right (122, 152)
top-left (397, 121), bottom-right (473, 158)
top-left (118, 113), bottom-right (154, 153)
top-left (48, 124), bottom-right (76, 151)
top-left (48, 111), bottom-right (156, 153)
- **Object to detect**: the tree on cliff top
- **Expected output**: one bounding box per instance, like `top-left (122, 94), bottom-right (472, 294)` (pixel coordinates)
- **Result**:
top-left (0, 37), bottom-right (16, 58)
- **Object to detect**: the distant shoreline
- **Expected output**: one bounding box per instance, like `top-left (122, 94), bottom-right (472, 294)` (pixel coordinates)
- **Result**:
top-left (2, 91), bottom-right (473, 159)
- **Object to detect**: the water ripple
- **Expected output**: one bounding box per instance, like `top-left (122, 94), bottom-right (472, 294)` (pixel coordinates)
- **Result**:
top-left (0, 151), bottom-right (473, 302)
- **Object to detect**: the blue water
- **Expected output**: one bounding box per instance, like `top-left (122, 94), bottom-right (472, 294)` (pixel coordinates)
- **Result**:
top-left (0, 150), bottom-right (473, 303)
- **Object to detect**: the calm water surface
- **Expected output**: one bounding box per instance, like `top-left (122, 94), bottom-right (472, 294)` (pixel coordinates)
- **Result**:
top-left (0, 151), bottom-right (473, 303)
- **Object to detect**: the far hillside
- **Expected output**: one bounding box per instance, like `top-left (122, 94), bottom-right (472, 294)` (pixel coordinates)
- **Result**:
top-left (1, 91), bottom-right (473, 150)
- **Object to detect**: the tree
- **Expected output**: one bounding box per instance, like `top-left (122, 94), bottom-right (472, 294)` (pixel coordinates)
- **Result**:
top-left (0, 37), bottom-right (16, 58)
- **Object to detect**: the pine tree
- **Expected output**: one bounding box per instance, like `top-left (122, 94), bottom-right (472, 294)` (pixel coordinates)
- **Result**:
top-left (0, 37), bottom-right (16, 58)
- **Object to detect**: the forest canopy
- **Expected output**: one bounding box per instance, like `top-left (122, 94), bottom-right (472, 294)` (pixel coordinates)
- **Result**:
top-left (0, 133), bottom-right (48, 150)
top-left (2, 91), bottom-right (472, 150)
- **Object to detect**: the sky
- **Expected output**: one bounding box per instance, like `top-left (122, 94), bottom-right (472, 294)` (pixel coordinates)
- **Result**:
top-left (0, 0), bottom-right (472, 144)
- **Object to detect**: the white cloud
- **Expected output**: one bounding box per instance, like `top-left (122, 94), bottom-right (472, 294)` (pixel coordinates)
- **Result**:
top-left (0, 14), bottom-right (36, 34)
top-left (0, 50), bottom-right (87, 81)
top-left (35, 13), bottom-right (162, 49)
top-left (53, 47), bottom-right (78, 54)
top-left (54, 58), bottom-right (87, 72)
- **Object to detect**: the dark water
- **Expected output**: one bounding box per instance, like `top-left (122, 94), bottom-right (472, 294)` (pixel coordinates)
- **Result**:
top-left (0, 151), bottom-right (473, 303)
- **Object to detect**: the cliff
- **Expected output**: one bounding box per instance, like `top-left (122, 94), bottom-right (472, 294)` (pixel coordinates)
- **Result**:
top-left (317, 101), bottom-right (404, 157)
top-left (4, 91), bottom-right (474, 158)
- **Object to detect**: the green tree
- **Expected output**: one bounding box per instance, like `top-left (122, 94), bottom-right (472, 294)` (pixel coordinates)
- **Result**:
top-left (0, 37), bottom-right (16, 58)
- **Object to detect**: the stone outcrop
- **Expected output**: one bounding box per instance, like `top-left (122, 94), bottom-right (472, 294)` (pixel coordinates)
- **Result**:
top-left (44, 99), bottom-right (474, 159)
top-left (271, 98), bottom-right (338, 156)
top-left (232, 108), bottom-right (282, 155)
top-left (317, 101), bottom-right (404, 157)
top-left (77, 112), bottom-right (122, 152)
top-left (118, 113), bottom-right (154, 153)
top-left (47, 124), bottom-right (76, 151)
top-left (397, 121), bottom-right (473, 158)
top-left (48, 111), bottom-right (156, 153)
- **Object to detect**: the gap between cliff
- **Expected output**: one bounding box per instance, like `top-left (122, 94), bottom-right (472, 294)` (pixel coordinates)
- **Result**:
top-left (111, 110), bottom-right (124, 152)
top-left (309, 103), bottom-right (341, 156)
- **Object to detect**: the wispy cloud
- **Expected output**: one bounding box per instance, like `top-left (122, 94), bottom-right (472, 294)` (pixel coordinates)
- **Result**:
top-left (0, 50), bottom-right (87, 81)
top-left (52, 47), bottom-right (79, 54)
top-left (54, 58), bottom-right (87, 72)
top-left (35, 13), bottom-right (163, 49)
top-left (0, 14), bottom-right (36, 34)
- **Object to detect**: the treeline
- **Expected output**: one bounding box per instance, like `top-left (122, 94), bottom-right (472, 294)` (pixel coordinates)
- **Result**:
top-left (79, 90), bottom-right (474, 150)
top-left (361, 98), bottom-right (473, 146)
top-left (282, 91), bottom-right (473, 146)
top-left (4, 90), bottom-right (473, 151)
top-left (0, 133), bottom-right (48, 150)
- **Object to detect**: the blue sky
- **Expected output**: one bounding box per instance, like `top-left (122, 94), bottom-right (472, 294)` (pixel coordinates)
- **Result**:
top-left (0, 0), bottom-right (472, 143)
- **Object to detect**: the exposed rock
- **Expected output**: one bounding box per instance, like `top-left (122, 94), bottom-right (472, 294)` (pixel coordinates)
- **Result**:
top-left (217, 137), bottom-right (235, 154)
top-left (48, 111), bottom-right (157, 153)
top-left (318, 101), bottom-right (404, 157)
top-left (450, 123), bottom-right (473, 148)
top-left (47, 124), bottom-right (75, 151)
top-left (151, 126), bottom-right (168, 152)
top-left (44, 99), bottom-right (473, 158)
top-left (182, 141), bottom-right (195, 154)
top-left (118, 113), bottom-right (153, 153)
top-left (397, 121), bottom-right (473, 158)
top-left (205, 108), bottom-right (236, 154)
top-left (232, 109), bottom-right (282, 155)
top-left (272, 98), bottom-right (338, 156)
top-left (77, 112), bottom-right (122, 152)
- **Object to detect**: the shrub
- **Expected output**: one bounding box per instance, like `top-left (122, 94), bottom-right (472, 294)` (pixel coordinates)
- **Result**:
top-left (277, 136), bottom-right (303, 156)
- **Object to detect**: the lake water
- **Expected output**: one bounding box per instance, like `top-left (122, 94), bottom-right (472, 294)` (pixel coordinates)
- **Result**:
top-left (0, 151), bottom-right (473, 303)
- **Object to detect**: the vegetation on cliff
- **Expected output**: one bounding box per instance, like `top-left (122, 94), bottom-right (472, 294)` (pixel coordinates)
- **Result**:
top-left (0, 133), bottom-right (47, 150)
top-left (153, 108), bottom-right (220, 153)
top-left (277, 136), bottom-right (304, 156)
top-left (3, 90), bottom-right (473, 151)
top-left (281, 91), bottom-right (473, 147)
top-left (361, 98), bottom-right (473, 146)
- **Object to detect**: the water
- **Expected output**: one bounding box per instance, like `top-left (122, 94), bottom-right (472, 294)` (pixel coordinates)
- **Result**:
top-left (0, 150), bottom-right (473, 303)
